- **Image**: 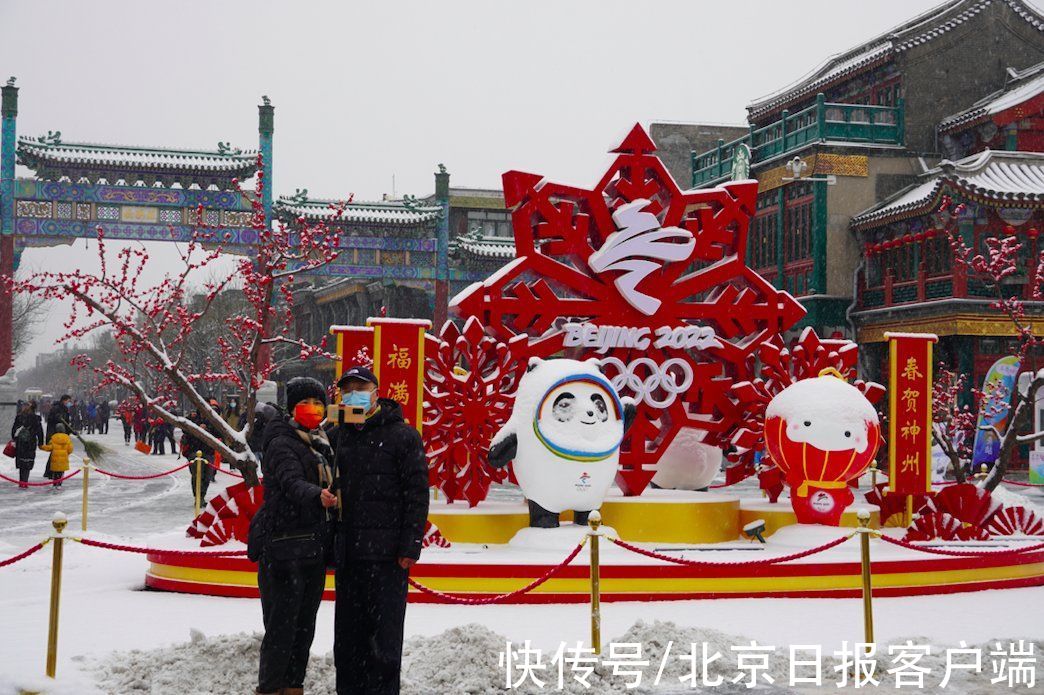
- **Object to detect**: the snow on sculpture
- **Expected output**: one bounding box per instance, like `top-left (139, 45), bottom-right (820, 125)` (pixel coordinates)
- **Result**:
top-left (488, 358), bottom-right (636, 528)
top-left (764, 370), bottom-right (882, 525)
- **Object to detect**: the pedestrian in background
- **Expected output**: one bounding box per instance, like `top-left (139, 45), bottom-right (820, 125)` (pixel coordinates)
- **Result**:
top-left (41, 422), bottom-right (74, 489)
top-left (11, 401), bottom-right (44, 489)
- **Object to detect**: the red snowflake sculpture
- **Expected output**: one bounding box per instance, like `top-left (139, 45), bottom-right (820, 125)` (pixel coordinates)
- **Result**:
top-left (451, 124), bottom-right (805, 495)
top-left (727, 327), bottom-right (886, 479)
top-left (424, 317), bottom-right (529, 506)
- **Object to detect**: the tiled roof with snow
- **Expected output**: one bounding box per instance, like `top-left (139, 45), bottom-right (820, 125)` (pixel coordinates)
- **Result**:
top-left (276, 196), bottom-right (442, 225)
top-left (455, 234), bottom-right (515, 259)
top-left (16, 137), bottom-right (258, 173)
top-left (852, 149), bottom-right (1044, 229)
top-left (748, 0), bottom-right (1044, 120)
top-left (939, 61), bottom-right (1044, 133)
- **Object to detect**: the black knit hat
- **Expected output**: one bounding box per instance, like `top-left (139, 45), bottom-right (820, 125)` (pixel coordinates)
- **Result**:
top-left (285, 377), bottom-right (328, 411)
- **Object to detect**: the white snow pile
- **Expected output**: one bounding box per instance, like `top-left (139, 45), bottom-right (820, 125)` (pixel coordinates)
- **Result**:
top-left (78, 621), bottom-right (1039, 694)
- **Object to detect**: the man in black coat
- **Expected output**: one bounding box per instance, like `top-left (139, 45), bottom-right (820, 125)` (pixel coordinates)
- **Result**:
top-left (333, 365), bottom-right (429, 695)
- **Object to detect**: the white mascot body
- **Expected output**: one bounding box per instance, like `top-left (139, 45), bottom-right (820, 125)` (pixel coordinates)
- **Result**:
top-left (489, 357), bottom-right (636, 528)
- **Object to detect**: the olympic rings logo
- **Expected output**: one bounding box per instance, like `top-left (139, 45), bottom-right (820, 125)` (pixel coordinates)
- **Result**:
top-left (598, 357), bottom-right (694, 408)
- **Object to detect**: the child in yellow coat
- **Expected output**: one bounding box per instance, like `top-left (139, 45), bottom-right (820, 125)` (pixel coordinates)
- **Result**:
top-left (41, 423), bottom-right (74, 489)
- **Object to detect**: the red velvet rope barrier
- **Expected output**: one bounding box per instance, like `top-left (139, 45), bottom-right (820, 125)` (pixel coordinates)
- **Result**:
top-left (92, 462), bottom-right (191, 480)
top-left (76, 537), bottom-right (248, 557)
top-left (207, 462), bottom-right (244, 478)
top-left (0, 469), bottom-right (82, 486)
top-left (608, 534), bottom-right (851, 567)
top-left (1002, 479), bottom-right (1044, 488)
top-left (407, 540), bottom-right (586, 605)
top-left (0, 541), bottom-right (47, 569)
top-left (877, 534), bottom-right (1044, 557)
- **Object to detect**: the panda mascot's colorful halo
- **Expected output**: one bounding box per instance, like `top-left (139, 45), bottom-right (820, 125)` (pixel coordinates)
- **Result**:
top-left (532, 374), bottom-right (625, 462)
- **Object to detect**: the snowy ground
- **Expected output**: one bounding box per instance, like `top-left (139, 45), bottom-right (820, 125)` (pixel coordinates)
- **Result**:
top-left (1, 430), bottom-right (1042, 693)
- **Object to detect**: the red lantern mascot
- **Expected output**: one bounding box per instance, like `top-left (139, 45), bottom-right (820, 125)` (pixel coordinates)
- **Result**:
top-left (763, 369), bottom-right (882, 525)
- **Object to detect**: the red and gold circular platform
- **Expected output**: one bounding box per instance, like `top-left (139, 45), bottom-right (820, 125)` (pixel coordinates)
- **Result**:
top-left (145, 540), bottom-right (1044, 603)
top-left (146, 492), bottom-right (1044, 603)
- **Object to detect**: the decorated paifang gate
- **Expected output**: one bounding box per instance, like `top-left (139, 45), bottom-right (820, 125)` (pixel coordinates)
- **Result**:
top-left (0, 79), bottom-right (460, 381)
top-left (150, 124), bottom-right (1044, 604)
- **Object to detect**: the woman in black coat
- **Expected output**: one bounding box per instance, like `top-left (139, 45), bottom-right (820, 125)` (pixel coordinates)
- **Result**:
top-left (11, 401), bottom-right (45, 489)
top-left (247, 377), bottom-right (338, 695)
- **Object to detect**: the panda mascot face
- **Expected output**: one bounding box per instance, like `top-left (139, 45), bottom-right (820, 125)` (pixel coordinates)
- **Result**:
top-left (488, 358), bottom-right (635, 520)
top-left (535, 375), bottom-right (624, 464)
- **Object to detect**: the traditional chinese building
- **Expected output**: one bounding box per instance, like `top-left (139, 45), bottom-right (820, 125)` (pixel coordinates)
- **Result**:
top-left (420, 182), bottom-right (512, 298)
top-left (655, 0), bottom-right (1044, 341)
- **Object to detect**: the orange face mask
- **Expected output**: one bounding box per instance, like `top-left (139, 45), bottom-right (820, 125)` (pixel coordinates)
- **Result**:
top-left (293, 403), bottom-right (326, 430)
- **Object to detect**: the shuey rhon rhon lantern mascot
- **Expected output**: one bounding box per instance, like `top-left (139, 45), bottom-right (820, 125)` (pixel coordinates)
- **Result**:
top-left (763, 369), bottom-right (882, 525)
top-left (488, 358), bottom-right (636, 528)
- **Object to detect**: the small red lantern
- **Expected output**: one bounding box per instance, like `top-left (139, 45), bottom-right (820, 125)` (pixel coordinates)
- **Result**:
top-left (764, 369), bottom-right (882, 526)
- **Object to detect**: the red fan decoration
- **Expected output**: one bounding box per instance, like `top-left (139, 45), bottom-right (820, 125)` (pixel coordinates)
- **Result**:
top-left (986, 506), bottom-right (1044, 537)
top-left (202, 518), bottom-right (236, 547)
top-left (863, 484), bottom-right (928, 527)
top-left (926, 483), bottom-right (1002, 529)
top-left (904, 511), bottom-right (991, 542)
top-left (187, 481), bottom-right (265, 546)
top-left (422, 520), bottom-right (451, 549)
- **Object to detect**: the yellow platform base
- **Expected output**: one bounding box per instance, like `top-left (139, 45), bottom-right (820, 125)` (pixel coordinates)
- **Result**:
top-left (429, 490), bottom-right (741, 545)
top-left (739, 500), bottom-right (881, 538)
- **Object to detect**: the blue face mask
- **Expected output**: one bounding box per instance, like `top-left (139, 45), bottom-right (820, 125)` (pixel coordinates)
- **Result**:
top-left (342, 391), bottom-right (373, 409)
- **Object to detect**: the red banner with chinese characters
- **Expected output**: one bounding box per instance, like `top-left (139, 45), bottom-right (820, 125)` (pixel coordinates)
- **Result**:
top-left (886, 332), bottom-right (937, 496)
top-left (368, 318), bottom-right (431, 432)
top-left (330, 325), bottom-right (374, 378)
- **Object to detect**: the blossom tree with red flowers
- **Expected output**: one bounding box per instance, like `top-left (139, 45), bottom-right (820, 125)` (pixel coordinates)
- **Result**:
top-left (3, 157), bottom-right (349, 485)
top-left (939, 196), bottom-right (1044, 491)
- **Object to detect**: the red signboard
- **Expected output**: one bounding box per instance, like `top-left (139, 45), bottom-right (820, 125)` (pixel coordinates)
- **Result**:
top-left (331, 325), bottom-right (374, 383)
top-left (368, 318), bottom-right (430, 431)
top-left (886, 332), bottom-right (937, 496)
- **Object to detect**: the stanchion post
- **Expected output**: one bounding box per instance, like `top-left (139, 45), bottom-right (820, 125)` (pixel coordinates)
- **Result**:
top-left (80, 459), bottom-right (91, 533)
top-left (45, 512), bottom-right (67, 679)
top-left (587, 509), bottom-right (602, 656)
top-left (193, 450), bottom-right (203, 517)
top-left (857, 509), bottom-right (874, 651)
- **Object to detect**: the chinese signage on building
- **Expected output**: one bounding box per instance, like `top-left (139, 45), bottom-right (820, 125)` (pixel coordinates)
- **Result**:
top-left (885, 332), bottom-right (937, 496)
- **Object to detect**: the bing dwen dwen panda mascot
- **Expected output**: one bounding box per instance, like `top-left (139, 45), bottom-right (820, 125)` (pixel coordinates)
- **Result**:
top-left (488, 358), bottom-right (637, 528)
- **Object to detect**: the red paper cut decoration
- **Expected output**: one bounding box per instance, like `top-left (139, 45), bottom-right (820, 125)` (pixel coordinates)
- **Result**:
top-left (452, 124), bottom-right (805, 496)
top-left (424, 317), bottom-right (528, 506)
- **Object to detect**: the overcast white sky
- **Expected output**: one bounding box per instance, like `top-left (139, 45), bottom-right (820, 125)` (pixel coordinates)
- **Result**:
top-left (2, 0), bottom-right (1037, 370)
